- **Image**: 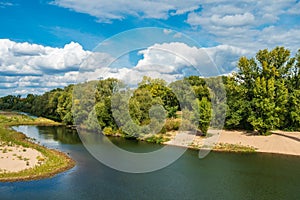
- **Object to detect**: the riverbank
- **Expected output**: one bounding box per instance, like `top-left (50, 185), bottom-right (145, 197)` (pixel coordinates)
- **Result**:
top-left (164, 129), bottom-right (300, 156)
top-left (218, 130), bottom-right (300, 156)
top-left (0, 111), bottom-right (75, 182)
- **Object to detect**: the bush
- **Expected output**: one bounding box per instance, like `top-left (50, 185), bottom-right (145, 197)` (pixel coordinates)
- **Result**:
top-left (164, 118), bottom-right (181, 131)
top-left (180, 119), bottom-right (197, 131)
top-left (103, 127), bottom-right (113, 136)
top-left (145, 135), bottom-right (167, 144)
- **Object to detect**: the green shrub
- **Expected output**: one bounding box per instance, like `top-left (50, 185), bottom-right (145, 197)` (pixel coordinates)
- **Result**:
top-left (103, 127), bottom-right (113, 136)
top-left (164, 118), bottom-right (181, 131)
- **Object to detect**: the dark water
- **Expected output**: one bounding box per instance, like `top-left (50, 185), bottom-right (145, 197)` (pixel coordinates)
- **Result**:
top-left (0, 126), bottom-right (299, 200)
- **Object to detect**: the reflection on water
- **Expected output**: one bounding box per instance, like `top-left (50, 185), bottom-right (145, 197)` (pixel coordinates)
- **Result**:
top-left (13, 126), bottom-right (81, 149)
top-left (38, 126), bottom-right (81, 144)
top-left (1, 125), bottom-right (299, 200)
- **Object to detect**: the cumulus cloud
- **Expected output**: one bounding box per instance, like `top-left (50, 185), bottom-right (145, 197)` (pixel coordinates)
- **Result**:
top-left (0, 39), bottom-right (114, 75)
top-left (186, 1), bottom-right (289, 28)
top-left (0, 39), bottom-right (113, 96)
top-left (0, 39), bottom-right (93, 75)
top-left (134, 42), bottom-right (248, 75)
top-left (51, 0), bottom-right (201, 22)
top-left (79, 42), bottom-right (244, 86)
top-left (211, 13), bottom-right (255, 27)
top-left (258, 26), bottom-right (300, 52)
top-left (205, 45), bottom-right (250, 72)
top-left (186, 0), bottom-right (299, 53)
top-left (136, 42), bottom-right (211, 72)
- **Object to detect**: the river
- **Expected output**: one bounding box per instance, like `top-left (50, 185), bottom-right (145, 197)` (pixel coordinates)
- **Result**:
top-left (0, 125), bottom-right (299, 200)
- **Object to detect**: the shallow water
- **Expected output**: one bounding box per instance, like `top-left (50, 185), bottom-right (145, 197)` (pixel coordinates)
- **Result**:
top-left (0, 125), bottom-right (299, 200)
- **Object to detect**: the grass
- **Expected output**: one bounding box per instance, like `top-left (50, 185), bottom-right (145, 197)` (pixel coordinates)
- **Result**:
top-left (188, 141), bottom-right (256, 153)
top-left (213, 143), bottom-right (257, 153)
top-left (0, 111), bottom-right (75, 182)
top-left (143, 134), bottom-right (170, 144)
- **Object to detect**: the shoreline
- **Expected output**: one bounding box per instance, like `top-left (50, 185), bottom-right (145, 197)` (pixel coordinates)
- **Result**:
top-left (2, 111), bottom-right (298, 182)
top-left (163, 130), bottom-right (300, 157)
top-left (0, 112), bottom-right (75, 182)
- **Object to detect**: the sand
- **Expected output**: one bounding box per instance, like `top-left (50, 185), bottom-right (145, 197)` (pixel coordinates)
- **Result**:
top-left (218, 130), bottom-right (300, 156)
top-left (0, 142), bottom-right (45, 173)
top-left (164, 130), bottom-right (300, 156)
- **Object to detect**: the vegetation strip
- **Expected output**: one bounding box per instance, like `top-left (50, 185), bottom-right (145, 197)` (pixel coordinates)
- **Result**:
top-left (0, 112), bottom-right (75, 182)
top-left (1, 47), bottom-right (299, 138)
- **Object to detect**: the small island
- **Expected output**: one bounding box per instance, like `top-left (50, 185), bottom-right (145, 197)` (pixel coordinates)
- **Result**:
top-left (0, 111), bottom-right (75, 182)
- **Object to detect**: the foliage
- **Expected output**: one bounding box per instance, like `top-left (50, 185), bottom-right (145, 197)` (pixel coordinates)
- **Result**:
top-left (196, 97), bottom-right (212, 134)
top-left (1, 46), bottom-right (300, 135)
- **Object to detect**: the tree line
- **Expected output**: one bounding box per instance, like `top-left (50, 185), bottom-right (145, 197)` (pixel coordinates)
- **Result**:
top-left (0, 47), bottom-right (299, 135)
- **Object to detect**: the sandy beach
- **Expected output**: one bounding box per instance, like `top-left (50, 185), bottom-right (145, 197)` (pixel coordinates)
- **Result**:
top-left (0, 142), bottom-right (45, 173)
top-left (218, 130), bottom-right (300, 156)
top-left (165, 130), bottom-right (300, 156)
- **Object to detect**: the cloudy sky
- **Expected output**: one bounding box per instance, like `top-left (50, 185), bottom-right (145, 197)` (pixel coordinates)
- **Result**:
top-left (0, 0), bottom-right (300, 96)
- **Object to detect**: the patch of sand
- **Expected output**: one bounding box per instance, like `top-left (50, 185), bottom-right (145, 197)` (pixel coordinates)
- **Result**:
top-left (0, 142), bottom-right (45, 173)
top-left (218, 130), bottom-right (300, 156)
top-left (164, 130), bottom-right (300, 156)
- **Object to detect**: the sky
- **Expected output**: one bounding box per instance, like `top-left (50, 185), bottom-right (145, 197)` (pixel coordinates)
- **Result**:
top-left (0, 0), bottom-right (300, 96)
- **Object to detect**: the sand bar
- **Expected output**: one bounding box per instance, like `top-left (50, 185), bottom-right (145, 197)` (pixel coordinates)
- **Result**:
top-left (164, 130), bottom-right (300, 156)
top-left (0, 142), bottom-right (45, 173)
top-left (218, 130), bottom-right (300, 156)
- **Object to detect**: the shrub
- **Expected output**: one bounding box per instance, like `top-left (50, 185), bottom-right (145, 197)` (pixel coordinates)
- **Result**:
top-left (164, 118), bottom-right (181, 131)
top-left (103, 127), bottom-right (114, 136)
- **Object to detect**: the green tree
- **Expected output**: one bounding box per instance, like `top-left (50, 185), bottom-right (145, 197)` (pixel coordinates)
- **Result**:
top-left (197, 97), bottom-right (212, 134)
top-left (230, 46), bottom-right (294, 134)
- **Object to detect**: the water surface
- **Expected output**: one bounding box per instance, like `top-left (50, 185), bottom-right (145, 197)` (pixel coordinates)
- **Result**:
top-left (0, 125), bottom-right (299, 200)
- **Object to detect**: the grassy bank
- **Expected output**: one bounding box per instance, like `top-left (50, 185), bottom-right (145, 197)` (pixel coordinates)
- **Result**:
top-left (0, 111), bottom-right (75, 182)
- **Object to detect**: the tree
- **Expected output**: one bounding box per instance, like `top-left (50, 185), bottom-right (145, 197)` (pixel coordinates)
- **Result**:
top-left (240, 47), bottom-right (292, 134)
top-left (197, 97), bottom-right (212, 134)
top-left (248, 77), bottom-right (281, 134)
top-left (224, 76), bottom-right (251, 130)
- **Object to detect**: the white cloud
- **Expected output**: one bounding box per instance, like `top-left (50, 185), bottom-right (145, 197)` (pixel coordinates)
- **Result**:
top-left (258, 26), bottom-right (300, 52)
top-left (135, 42), bottom-right (248, 75)
top-left (205, 45), bottom-right (250, 72)
top-left (0, 39), bottom-right (93, 75)
top-left (163, 29), bottom-right (172, 35)
top-left (287, 2), bottom-right (300, 15)
top-left (0, 39), bottom-right (276, 96)
top-left (188, 12), bottom-right (255, 27)
top-left (0, 39), bottom-right (115, 74)
top-left (51, 0), bottom-right (201, 22)
top-left (29, 42), bottom-right (89, 72)
top-left (211, 13), bottom-right (255, 27)
top-left (173, 33), bottom-right (182, 38)
top-left (0, 2), bottom-right (14, 8)
top-left (0, 82), bottom-right (18, 89)
top-left (78, 42), bottom-right (244, 86)
top-left (186, 1), bottom-right (291, 28)
top-left (0, 39), bottom-right (113, 96)
top-left (186, 0), bottom-right (300, 54)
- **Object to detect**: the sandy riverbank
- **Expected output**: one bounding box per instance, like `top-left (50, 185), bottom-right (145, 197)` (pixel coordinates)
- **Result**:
top-left (218, 130), bottom-right (300, 156)
top-left (0, 142), bottom-right (45, 173)
top-left (1, 128), bottom-right (299, 174)
top-left (0, 112), bottom-right (75, 182)
top-left (164, 130), bottom-right (300, 156)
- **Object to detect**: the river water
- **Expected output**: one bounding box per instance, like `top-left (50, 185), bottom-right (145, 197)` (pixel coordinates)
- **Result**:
top-left (0, 125), bottom-right (299, 200)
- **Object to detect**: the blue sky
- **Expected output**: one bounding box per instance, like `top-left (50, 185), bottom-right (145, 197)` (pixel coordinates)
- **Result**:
top-left (0, 0), bottom-right (300, 96)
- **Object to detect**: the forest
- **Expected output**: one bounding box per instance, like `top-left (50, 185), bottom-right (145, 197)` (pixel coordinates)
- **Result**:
top-left (0, 47), bottom-right (299, 136)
